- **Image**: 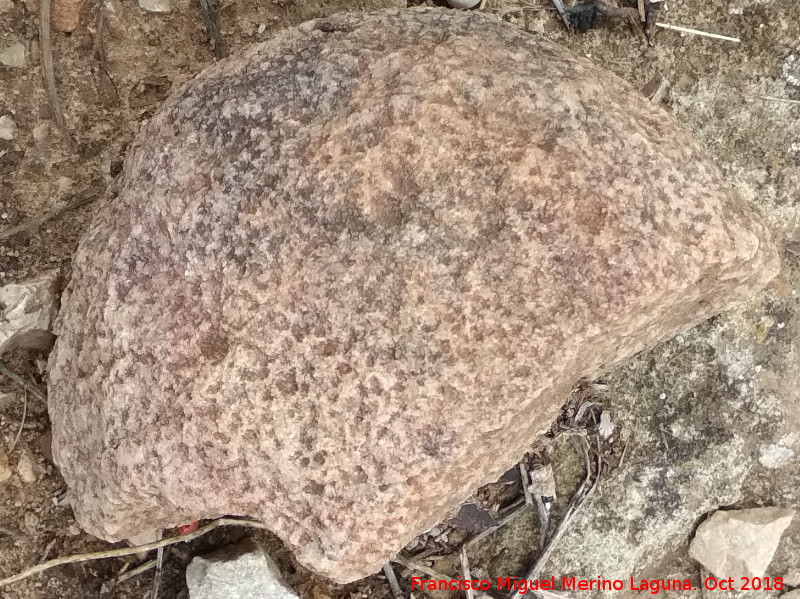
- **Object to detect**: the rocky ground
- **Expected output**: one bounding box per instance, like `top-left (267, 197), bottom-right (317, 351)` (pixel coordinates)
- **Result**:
top-left (0, 0), bottom-right (798, 598)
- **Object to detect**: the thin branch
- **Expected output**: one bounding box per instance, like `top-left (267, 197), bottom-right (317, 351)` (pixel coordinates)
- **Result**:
top-left (0, 363), bottom-right (45, 401)
top-left (0, 195), bottom-right (97, 242)
top-left (10, 388), bottom-right (27, 452)
top-left (550, 0), bottom-right (570, 29)
top-left (197, 0), bottom-right (225, 59)
top-left (459, 546), bottom-right (475, 599)
top-left (0, 518), bottom-right (271, 588)
top-left (655, 22), bottom-right (740, 42)
top-left (118, 559), bottom-right (157, 584)
top-left (40, 0), bottom-right (74, 147)
top-left (152, 529), bottom-right (164, 599)
top-left (382, 563), bottom-right (403, 599)
top-left (756, 95), bottom-right (800, 106)
top-left (40, 539), bottom-right (56, 563)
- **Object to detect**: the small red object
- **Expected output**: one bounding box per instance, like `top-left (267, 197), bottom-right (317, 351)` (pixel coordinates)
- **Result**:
top-left (179, 521), bottom-right (200, 535)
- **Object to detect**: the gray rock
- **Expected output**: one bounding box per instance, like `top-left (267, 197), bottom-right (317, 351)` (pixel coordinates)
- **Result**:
top-left (186, 539), bottom-right (299, 599)
top-left (47, 9), bottom-right (779, 583)
top-left (534, 313), bottom-right (799, 593)
top-left (0, 270), bottom-right (59, 354)
top-left (689, 508), bottom-right (795, 580)
top-left (0, 41), bottom-right (26, 68)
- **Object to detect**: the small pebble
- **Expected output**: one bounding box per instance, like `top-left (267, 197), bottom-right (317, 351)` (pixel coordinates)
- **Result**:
top-left (0, 115), bottom-right (17, 141)
top-left (24, 511), bottom-right (40, 529)
top-left (447, 0), bottom-right (480, 7)
top-left (0, 42), bottom-right (26, 68)
top-left (138, 0), bottom-right (171, 12)
top-left (57, 176), bottom-right (73, 193)
top-left (17, 452), bottom-right (37, 483)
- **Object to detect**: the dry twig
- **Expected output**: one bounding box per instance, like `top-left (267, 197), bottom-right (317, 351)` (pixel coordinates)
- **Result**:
top-left (197, 0), bottom-right (226, 59)
top-left (757, 95), bottom-right (800, 106)
top-left (0, 518), bottom-right (271, 588)
top-left (10, 388), bottom-right (27, 452)
top-left (40, 539), bottom-right (57, 563)
top-left (383, 563), bottom-right (403, 599)
top-left (550, 0), bottom-right (571, 29)
top-left (510, 437), bottom-right (599, 599)
top-left (0, 195), bottom-right (97, 242)
top-left (0, 363), bottom-right (45, 401)
top-left (40, 0), bottom-right (75, 146)
top-left (118, 558), bottom-right (157, 584)
top-left (152, 529), bottom-right (164, 599)
top-left (460, 546), bottom-right (475, 599)
top-left (655, 22), bottom-right (740, 42)
top-left (466, 498), bottom-right (526, 548)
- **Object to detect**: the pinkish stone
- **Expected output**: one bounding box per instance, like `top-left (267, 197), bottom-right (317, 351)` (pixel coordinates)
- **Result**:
top-left (47, 8), bottom-right (779, 583)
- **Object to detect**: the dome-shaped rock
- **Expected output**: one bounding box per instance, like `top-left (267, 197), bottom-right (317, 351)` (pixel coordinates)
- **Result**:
top-left (47, 8), bottom-right (779, 583)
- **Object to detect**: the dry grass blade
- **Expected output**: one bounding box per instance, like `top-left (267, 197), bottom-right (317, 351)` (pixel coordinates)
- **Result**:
top-left (197, 0), bottom-right (226, 59)
top-left (40, 0), bottom-right (75, 147)
top-left (0, 517), bottom-right (271, 587)
top-left (0, 195), bottom-right (97, 242)
top-left (10, 389), bottom-right (27, 452)
top-left (460, 546), bottom-right (475, 599)
top-left (510, 437), bottom-right (599, 599)
top-left (152, 529), bottom-right (164, 599)
top-left (655, 22), bottom-right (740, 42)
top-left (550, 0), bottom-right (571, 29)
top-left (0, 363), bottom-right (45, 401)
top-left (466, 498), bottom-right (526, 548)
top-left (382, 563), bottom-right (403, 599)
top-left (118, 558), bottom-right (156, 584)
top-left (757, 95), bottom-right (800, 106)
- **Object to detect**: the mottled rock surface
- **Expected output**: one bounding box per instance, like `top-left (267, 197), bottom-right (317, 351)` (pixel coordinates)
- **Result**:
top-left (47, 9), bottom-right (779, 582)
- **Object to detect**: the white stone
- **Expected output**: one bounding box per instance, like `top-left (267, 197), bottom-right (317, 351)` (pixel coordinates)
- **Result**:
top-left (0, 42), bottom-right (25, 67)
top-left (447, 0), bottom-right (480, 8)
top-left (689, 507), bottom-right (795, 579)
top-left (17, 452), bottom-right (37, 483)
top-left (186, 539), bottom-right (300, 599)
top-left (0, 270), bottom-right (59, 354)
top-left (0, 115), bottom-right (16, 141)
top-left (138, 0), bottom-right (170, 13)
